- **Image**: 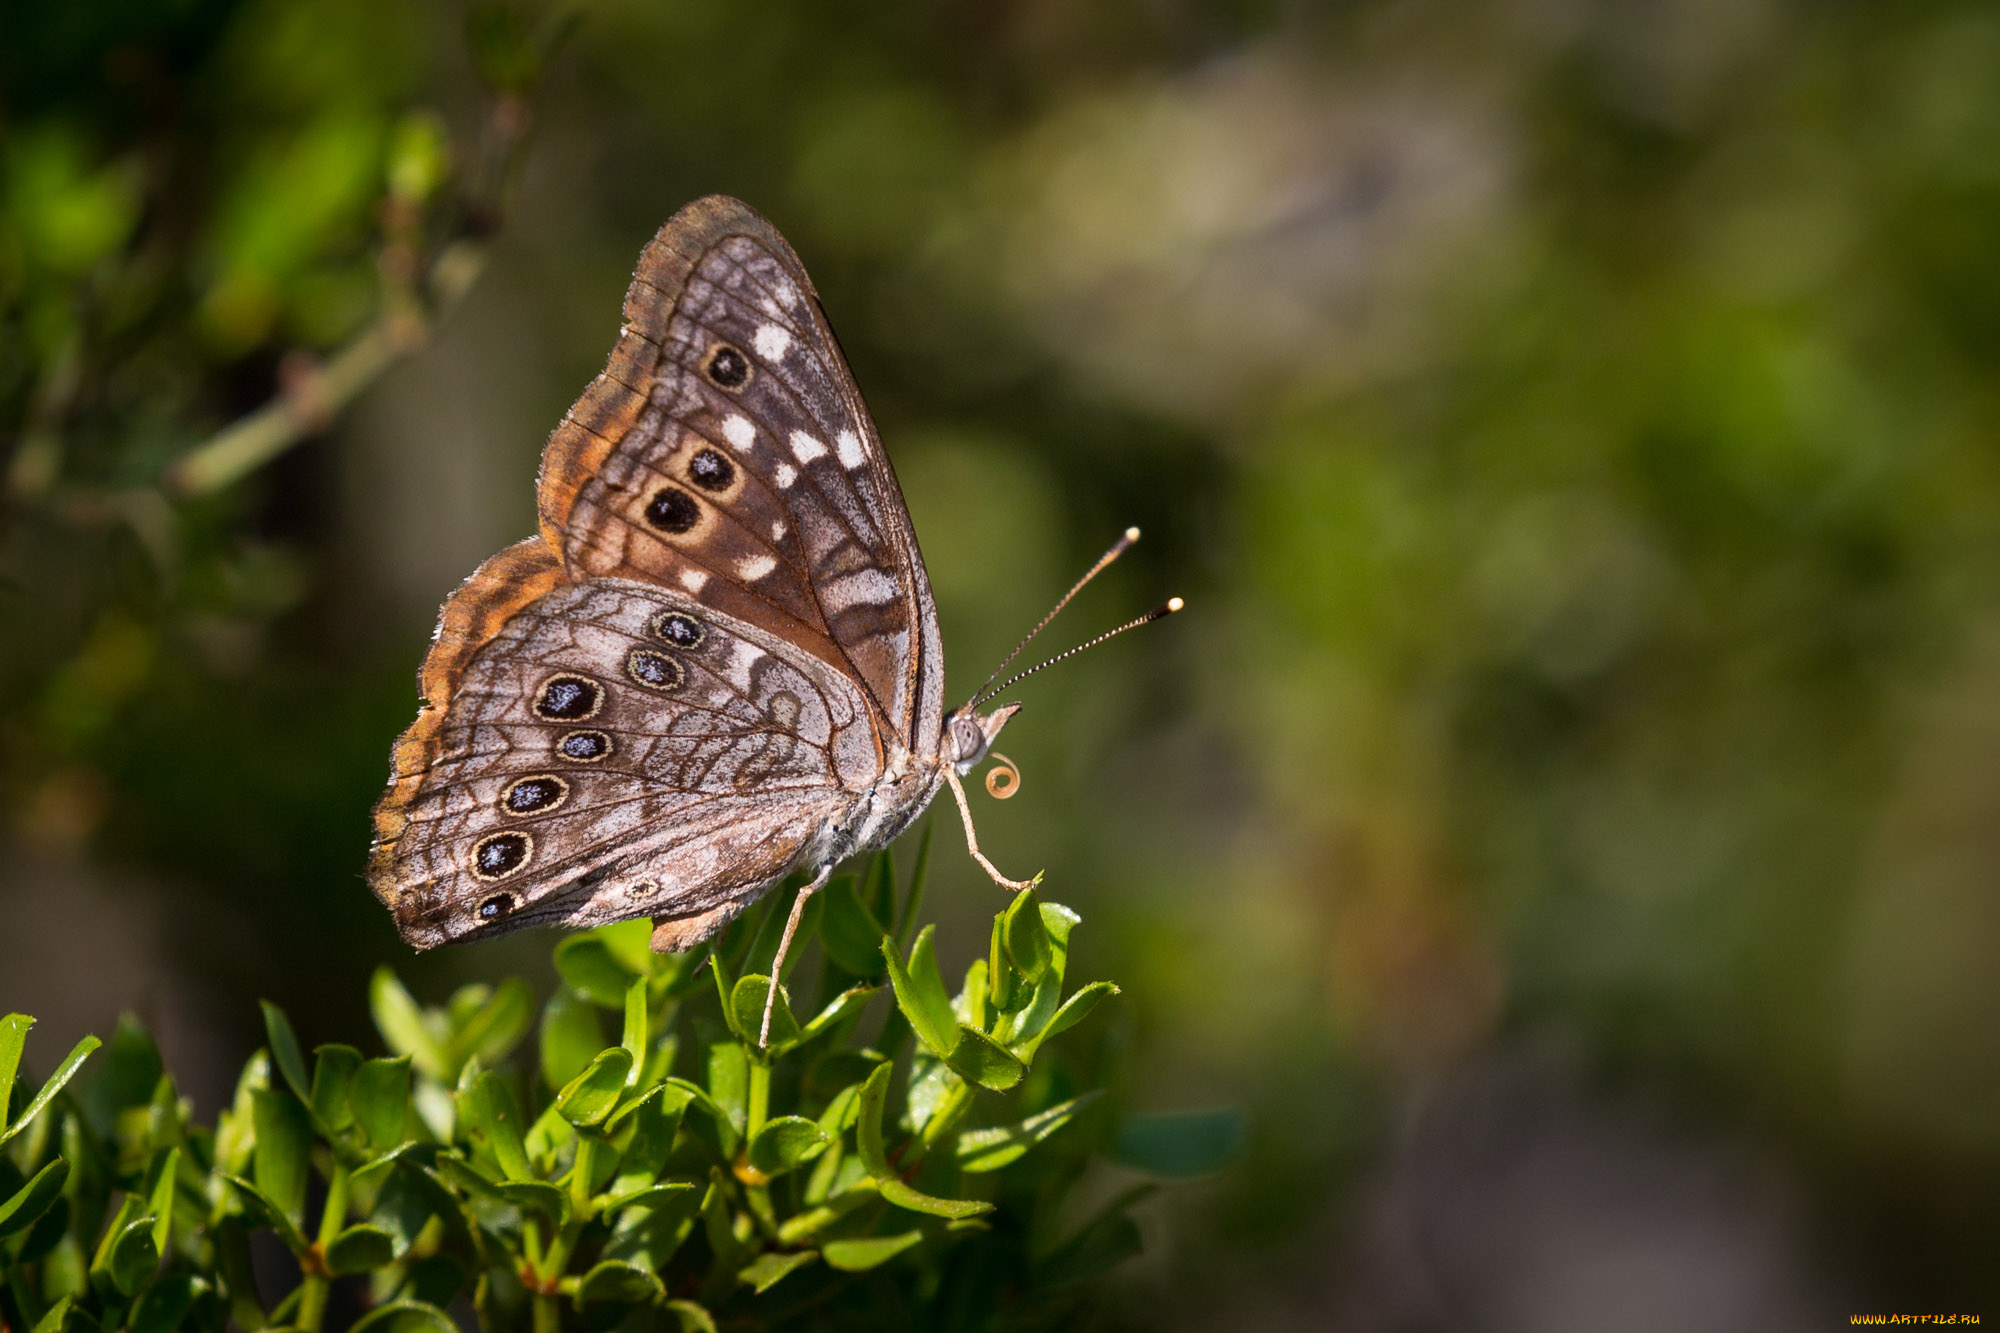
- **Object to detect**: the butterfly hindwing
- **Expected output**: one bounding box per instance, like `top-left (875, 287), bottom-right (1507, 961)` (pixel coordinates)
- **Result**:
top-left (370, 577), bottom-right (878, 946)
top-left (537, 196), bottom-right (946, 757)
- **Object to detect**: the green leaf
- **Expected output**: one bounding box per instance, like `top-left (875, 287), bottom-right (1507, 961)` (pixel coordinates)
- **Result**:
top-left (0, 1034), bottom-right (99, 1150)
top-left (348, 1299), bottom-right (460, 1333)
top-left (855, 1063), bottom-right (991, 1219)
top-left (538, 987), bottom-right (602, 1093)
top-left (553, 1047), bottom-right (632, 1128)
top-left (370, 969), bottom-right (448, 1082)
top-left (704, 1040), bottom-right (748, 1137)
top-left (1107, 1108), bottom-right (1247, 1178)
top-left (884, 926), bottom-right (959, 1058)
top-left (599, 1181), bottom-right (694, 1213)
top-left (799, 984), bottom-right (876, 1046)
top-left (607, 1084), bottom-right (689, 1195)
top-left (251, 1087), bottom-right (313, 1226)
top-left (620, 976), bottom-right (648, 1075)
top-left (350, 1056), bottom-right (413, 1152)
top-left (818, 879), bottom-right (888, 976)
top-left (554, 936), bottom-right (637, 1007)
top-left (0, 1157), bottom-right (69, 1237)
top-left (576, 1257), bottom-right (665, 1307)
top-left (822, 1230), bottom-right (923, 1271)
top-left (666, 1300), bottom-right (718, 1333)
top-left (727, 975), bottom-right (799, 1048)
top-left (458, 1071), bottom-right (533, 1181)
top-left (747, 1116), bottom-right (832, 1176)
top-left (147, 1146), bottom-right (179, 1251)
top-left (32, 1296), bottom-right (72, 1333)
top-left (219, 1173), bottom-right (310, 1252)
top-left (497, 1179), bottom-right (569, 1221)
top-left (453, 978), bottom-right (535, 1069)
top-left (128, 1272), bottom-right (202, 1333)
top-left (106, 1212), bottom-right (160, 1295)
top-left (310, 1044), bottom-right (362, 1133)
top-left (944, 1025), bottom-right (1024, 1091)
top-left (956, 1092), bottom-right (1101, 1172)
top-left (368, 1163), bottom-right (436, 1258)
top-left (1029, 981), bottom-right (1118, 1054)
top-left (666, 1077), bottom-right (738, 1156)
top-left (260, 1001), bottom-right (311, 1105)
top-left (1003, 888), bottom-right (1052, 982)
top-left (738, 1249), bottom-right (816, 1293)
top-left (0, 1013), bottom-right (32, 1114)
top-left (325, 1223), bottom-right (397, 1274)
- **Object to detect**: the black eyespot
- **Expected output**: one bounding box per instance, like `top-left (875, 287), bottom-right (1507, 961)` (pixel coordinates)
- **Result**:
top-left (556, 729), bottom-right (612, 762)
top-left (688, 448), bottom-right (735, 492)
top-left (652, 612), bottom-right (706, 649)
top-left (472, 832), bottom-right (533, 881)
top-left (502, 774), bottom-right (569, 815)
top-left (704, 344), bottom-right (750, 390)
top-left (479, 893), bottom-right (515, 920)
top-left (533, 674), bottom-right (602, 721)
top-left (626, 648), bottom-right (683, 692)
top-left (644, 487), bottom-right (700, 534)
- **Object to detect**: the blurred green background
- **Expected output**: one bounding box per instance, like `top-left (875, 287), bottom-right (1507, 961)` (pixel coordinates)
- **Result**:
top-left (6, 0), bottom-right (2000, 1324)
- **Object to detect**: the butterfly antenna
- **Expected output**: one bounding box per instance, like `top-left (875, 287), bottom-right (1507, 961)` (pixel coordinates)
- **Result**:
top-left (971, 598), bottom-right (1184, 708)
top-left (964, 526), bottom-right (1143, 711)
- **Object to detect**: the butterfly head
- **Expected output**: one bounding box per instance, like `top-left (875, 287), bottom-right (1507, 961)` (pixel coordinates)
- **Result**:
top-left (945, 702), bottom-right (1021, 776)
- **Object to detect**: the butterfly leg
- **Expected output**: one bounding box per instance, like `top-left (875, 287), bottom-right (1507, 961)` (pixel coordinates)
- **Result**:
top-left (761, 864), bottom-right (835, 1047)
top-left (943, 767), bottom-right (1040, 893)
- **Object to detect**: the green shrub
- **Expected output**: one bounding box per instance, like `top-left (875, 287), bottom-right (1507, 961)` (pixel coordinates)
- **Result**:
top-left (0, 841), bottom-right (1236, 1332)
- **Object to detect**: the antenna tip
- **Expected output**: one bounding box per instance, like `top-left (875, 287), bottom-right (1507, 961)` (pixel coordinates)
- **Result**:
top-left (1124, 526), bottom-right (1142, 543)
top-left (1165, 596), bottom-right (1185, 613)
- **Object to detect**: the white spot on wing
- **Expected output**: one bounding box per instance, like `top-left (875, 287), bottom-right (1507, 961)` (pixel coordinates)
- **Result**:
top-left (754, 324), bottom-right (792, 361)
top-left (771, 519), bottom-right (787, 541)
top-left (773, 461), bottom-right (797, 489)
top-left (789, 431), bottom-right (827, 464)
top-left (722, 415), bottom-right (756, 450)
top-left (837, 429), bottom-right (866, 468)
top-left (772, 278), bottom-right (800, 309)
top-left (736, 554), bottom-right (777, 580)
top-left (826, 568), bottom-right (899, 606)
top-left (679, 568), bottom-right (709, 593)
top-left (724, 640), bottom-right (760, 690)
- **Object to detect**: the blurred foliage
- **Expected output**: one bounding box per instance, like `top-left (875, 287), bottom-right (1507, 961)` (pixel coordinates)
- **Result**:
top-left (0, 856), bottom-right (1232, 1330)
top-left (6, 0), bottom-right (2000, 1321)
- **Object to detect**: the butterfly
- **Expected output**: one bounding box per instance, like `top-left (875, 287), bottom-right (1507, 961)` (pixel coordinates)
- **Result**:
top-left (367, 196), bottom-right (1177, 1041)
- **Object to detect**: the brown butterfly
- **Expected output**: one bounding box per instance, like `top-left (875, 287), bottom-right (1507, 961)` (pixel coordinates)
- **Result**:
top-left (367, 196), bottom-right (1177, 1041)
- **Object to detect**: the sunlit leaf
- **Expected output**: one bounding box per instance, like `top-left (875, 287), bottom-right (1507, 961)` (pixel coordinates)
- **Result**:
top-left (822, 1230), bottom-right (923, 1271)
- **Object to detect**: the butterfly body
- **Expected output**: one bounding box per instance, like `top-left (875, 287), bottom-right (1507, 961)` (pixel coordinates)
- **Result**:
top-left (369, 196), bottom-right (1021, 957)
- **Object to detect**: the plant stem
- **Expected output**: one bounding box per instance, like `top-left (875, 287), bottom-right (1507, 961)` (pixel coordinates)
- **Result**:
top-left (297, 1158), bottom-right (350, 1333)
top-left (746, 1058), bottom-right (771, 1142)
top-left (918, 1080), bottom-right (975, 1155)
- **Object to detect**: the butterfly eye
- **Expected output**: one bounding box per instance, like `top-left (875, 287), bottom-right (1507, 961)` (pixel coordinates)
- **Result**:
top-left (703, 343), bottom-right (750, 390)
top-left (478, 893), bottom-right (515, 920)
top-left (533, 674), bottom-right (603, 721)
top-left (502, 774), bottom-right (569, 815)
top-left (651, 612), bottom-right (706, 649)
top-left (643, 486), bottom-right (701, 534)
top-left (556, 729), bottom-right (612, 762)
top-left (472, 832), bottom-right (533, 881)
top-left (688, 448), bottom-right (735, 492)
top-left (626, 648), bottom-right (684, 692)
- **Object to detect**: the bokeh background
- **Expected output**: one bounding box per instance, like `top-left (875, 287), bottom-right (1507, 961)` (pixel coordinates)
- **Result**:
top-left (7, 0), bottom-right (2000, 1325)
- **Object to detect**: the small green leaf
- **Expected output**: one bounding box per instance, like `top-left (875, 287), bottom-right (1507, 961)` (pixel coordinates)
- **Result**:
top-left (0, 1157), bottom-right (69, 1237)
top-left (128, 1272), bottom-right (202, 1333)
top-left (0, 1013), bottom-right (32, 1114)
top-left (818, 879), bottom-right (888, 976)
top-left (32, 1295), bottom-right (72, 1333)
top-left (884, 926), bottom-right (959, 1058)
top-left (553, 1047), bottom-right (632, 1128)
top-left (350, 1056), bottom-right (413, 1152)
top-left (459, 1071), bottom-right (533, 1181)
top-left (956, 1092), bottom-right (1101, 1172)
top-left (666, 1300), bottom-right (718, 1333)
top-left (496, 1179), bottom-right (570, 1221)
top-left (1107, 1108), bottom-right (1247, 1178)
top-left (0, 1034), bottom-right (99, 1150)
top-left (1031, 981), bottom-right (1118, 1053)
top-left (310, 1044), bottom-right (362, 1133)
top-left (325, 1223), bottom-right (396, 1274)
top-left (554, 936), bottom-right (637, 1007)
top-left (348, 1299), bottom-right (460, 1333)
top-left (728, 975), bottom-right (799, 1048)
top-left (666, 1077), bottom-right (738, 1156)
top-left (538, 987), bottom-right (602, 1093)
top-left (854, 1063), bottom-right (992, 1219)
top-left (799, 984), bottom-right (876, 1046)
top-left (608, 1084), bottom-right (689, 1194)
top-left (370, 969), bottom-right (448, 1081)
top-left (260, 1001), bottom-right (311, 1105)
top-left (453, 978), bottom-right (535, 1069)
top-left (107, 1213), bottom-right (160, 1295)
top-left (251, 1087), bottom-right (313, 1226)
top-left (220, 1173), bottom-right (310, 1252)
top-left (620, 976), bottom-right (648, 1075)
top-left (704, 1040), bottom-right (748, 1137)
top-left (944, 1025), bottom-right (1024, 1091)
top-left (879, 1176), bottom-right (992, 1220)
top-left (738, 1249), bottom-right (816, 1294)
top-left (747, 1116), bottom-right (832, 1176)
top-left (822, 1230), bottom-right (923, 1271)
top-left (147, 1146), bottom-right (179, 1251)
top-left (1002, 888), bottom-right (1052, 982)
top-left (599, 1181), bottom-right (694, 1213)
top-left (576, 1257), bottom-right (665, 1307)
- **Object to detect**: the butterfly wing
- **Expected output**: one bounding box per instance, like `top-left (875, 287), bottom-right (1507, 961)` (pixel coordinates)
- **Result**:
top-left (536, 195), bottom-right (947, 760)
top-left (369, 563), bottom-right (881, 947)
